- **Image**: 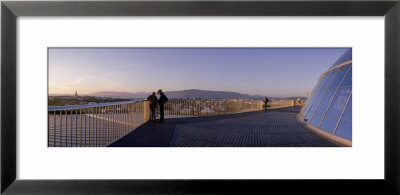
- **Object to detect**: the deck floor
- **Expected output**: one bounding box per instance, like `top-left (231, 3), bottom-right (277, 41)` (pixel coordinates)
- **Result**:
top-left (109, 107), bottom-right (339, 147)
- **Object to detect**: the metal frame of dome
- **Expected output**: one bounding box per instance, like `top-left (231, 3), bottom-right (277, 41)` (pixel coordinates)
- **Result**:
top-left (298, 49), bottom-right (352, 146)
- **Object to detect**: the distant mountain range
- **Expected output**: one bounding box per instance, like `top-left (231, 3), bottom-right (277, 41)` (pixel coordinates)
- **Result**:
top-left (88, 89), bottom-right (266, 99)
top-left (89, 91), bottom-right (148, 97)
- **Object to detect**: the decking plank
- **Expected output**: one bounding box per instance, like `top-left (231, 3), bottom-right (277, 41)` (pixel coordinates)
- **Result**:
top-left (110, 107), bottom-right (340, 147)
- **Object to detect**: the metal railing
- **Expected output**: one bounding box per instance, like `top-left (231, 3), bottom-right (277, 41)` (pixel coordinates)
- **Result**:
top-left (268, 100), bottom-right (296, 109)
top-left (159, 99), bottom-right (265, 118)
top-left (48, 99), bottom-right (295, 147)
top-left (48, 100), bottom-right (145, 147)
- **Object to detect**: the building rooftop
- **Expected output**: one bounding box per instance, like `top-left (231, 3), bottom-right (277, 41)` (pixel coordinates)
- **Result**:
top-left (110, 107), bottom-right (340, 147)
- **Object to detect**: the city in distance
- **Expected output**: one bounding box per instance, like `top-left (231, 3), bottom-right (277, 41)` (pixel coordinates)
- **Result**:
top-left (48, 89), bottom-right (307, 107)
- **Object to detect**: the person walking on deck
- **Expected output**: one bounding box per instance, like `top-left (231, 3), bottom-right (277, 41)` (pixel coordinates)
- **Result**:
top-left (147, 92), bottom-right (158, 122)
top-left (157, 89), bottom-right (168, 122)
top-left (264, 96), bottom-right (269, 110)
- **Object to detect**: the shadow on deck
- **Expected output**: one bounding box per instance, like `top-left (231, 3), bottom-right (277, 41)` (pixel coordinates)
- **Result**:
top-left (108, 107), bottom-right (340, 147)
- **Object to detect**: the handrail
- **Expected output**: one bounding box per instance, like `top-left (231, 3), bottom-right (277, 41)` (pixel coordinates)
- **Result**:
top-left (48, 100), bottom-right (139, 111)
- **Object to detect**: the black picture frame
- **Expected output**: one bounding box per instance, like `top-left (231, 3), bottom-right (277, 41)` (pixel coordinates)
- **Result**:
top-left (1, 0), bottom-right (400, 194)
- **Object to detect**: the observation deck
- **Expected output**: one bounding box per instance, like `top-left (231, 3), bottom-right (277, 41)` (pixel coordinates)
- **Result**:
top-left (110, 106), bottom-right (339, 147)
top-left (48, 100), bottom-right (340, 147)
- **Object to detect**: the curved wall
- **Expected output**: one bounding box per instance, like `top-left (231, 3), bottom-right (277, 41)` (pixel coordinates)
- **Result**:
top-left (299, 49), bottom-right (352, 145)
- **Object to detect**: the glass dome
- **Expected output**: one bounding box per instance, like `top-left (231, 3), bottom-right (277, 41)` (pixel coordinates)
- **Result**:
top-left (299, 48), bottom-right (352, 144)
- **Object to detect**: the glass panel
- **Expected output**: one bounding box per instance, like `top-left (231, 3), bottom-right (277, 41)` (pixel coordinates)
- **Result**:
top-left (326, 88), bottom-right (351, 118)
top-left (308, 90), bottom-right (326, 113)
top-left (320, 115), bottom-right (340, 133)
top-left (310, 113), bottom-right (324, 127)
top-left (304, 109), bottom-right (315, 122)
top-left (342, 96), bottom-right (352, 120)
top-left (302, 99), bottom-right (312, 118)
top-left (331, 49), bottom-right (352, 68)
top-left (315, 89), bottom-right (336, 114)
top-left (305, 90), bottom-right (317, 106)
top-left (341, 64), bottom-right (351, 70)
top-left (344, 49), bottom-right (352, 62)
top-left (321, 70), bottom-right (338, 90)
top-left (302, 102), bottom-right (312, 118)
top-left (335, 120), bottom-right (352, 140)
top-left (315, 76), bottom-right (328, 91)
top-left (340, 68), bottom-right (352, 87)
top-left (302, 90), bottom-right (319, 118)
top-left (338, 50), bottom-right (352, 65)
top-left (328, 69), bottom-right (349, 89)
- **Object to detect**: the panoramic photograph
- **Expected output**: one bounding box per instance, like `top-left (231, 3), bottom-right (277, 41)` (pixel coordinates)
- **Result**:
top-left (48, 48), bottom-right (352, 147)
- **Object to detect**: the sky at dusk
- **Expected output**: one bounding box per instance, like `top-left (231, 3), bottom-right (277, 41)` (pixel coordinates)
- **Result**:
top-left (49, 48), bottom-right (348, 97)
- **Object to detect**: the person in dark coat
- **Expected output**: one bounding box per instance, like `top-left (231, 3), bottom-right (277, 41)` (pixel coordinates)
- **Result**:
top-left (157, 89), bottom-right (168, 122)
top-left (147, 92), bottom-right (158, 122)
top-left (264, 96), bottom-right (269, 110)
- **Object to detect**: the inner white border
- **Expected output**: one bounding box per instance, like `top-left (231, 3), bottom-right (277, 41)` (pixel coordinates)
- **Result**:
top-left (17, 17), bottom-right (384, 179)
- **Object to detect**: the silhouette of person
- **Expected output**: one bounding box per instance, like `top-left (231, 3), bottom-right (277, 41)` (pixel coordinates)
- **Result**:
top-left (264, 96), bottom-right (269, 110)
top-left (147, 92), bottom-right (158, 122)
top-left (157, 89), bottom-right (168, 122)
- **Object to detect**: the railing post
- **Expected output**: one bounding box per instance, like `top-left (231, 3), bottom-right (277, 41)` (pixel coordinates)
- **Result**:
top-left (144, 100), bottom-right (150, 122)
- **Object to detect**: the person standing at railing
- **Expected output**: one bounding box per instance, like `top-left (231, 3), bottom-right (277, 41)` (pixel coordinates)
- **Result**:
top-left (264, 96), bottom-right (269, 110)
top-left (157, 89), bottom-right (168, 122)
top-left (147, 92), bottom-right (158, 122)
